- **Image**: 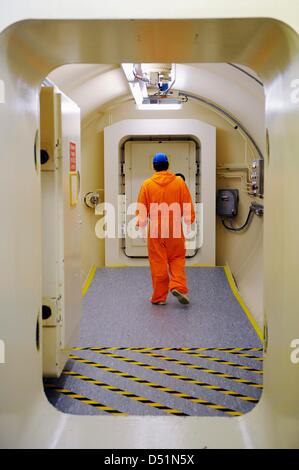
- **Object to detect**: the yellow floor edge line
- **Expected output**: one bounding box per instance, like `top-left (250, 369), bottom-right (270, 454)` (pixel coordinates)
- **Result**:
top-left (82, 265), bottom-right (97, 297)
top-left (224, 264), bottom-right (264, 343)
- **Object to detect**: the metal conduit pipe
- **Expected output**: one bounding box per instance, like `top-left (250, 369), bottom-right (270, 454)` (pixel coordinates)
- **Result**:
top-left (227, 63), bottom-right (264, 87)
top-left (178, 91), bottom-right (265, 161)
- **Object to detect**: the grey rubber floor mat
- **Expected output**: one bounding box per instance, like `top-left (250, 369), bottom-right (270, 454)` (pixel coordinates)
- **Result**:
top-left (77, 267), bottom-right (261, 347)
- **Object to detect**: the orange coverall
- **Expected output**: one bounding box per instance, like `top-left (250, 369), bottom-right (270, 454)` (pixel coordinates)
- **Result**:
top-left (137, 171), bottom-right (195, 303)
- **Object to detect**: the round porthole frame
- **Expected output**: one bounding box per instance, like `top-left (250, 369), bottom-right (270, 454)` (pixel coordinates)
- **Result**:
top-left (36, 313), bottom-right (41, 352)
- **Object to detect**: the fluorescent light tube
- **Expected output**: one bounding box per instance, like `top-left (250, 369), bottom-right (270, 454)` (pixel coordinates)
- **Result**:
top-left (137, 103), bottom-right (182, 110)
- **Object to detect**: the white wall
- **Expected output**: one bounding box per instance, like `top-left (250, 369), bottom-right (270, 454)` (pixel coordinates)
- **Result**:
top-left (80, 117), bottom-right (105, 281)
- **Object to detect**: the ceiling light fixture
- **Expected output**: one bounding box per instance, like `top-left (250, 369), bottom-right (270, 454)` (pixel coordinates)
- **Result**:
top-left (121, 63), bottom-right (185, 110)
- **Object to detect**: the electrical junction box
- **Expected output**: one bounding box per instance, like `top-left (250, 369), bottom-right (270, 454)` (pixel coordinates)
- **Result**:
top-left (216, 189), bottom-right (239, 218)
top-left (251, 159), bottom-right (264, 197)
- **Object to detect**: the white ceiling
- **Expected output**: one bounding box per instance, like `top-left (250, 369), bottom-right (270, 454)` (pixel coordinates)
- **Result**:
top-left (48, 63), bottom-right (265, 147)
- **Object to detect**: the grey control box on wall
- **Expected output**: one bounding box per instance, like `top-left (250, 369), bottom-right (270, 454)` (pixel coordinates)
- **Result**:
top-left (216, 189), bottom-right (239, 218)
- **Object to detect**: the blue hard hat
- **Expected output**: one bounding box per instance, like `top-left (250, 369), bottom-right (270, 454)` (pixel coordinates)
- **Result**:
top-left (158, 83), bottom-right (169, 92)
top-left (153, 152), bottom-right (168, 164)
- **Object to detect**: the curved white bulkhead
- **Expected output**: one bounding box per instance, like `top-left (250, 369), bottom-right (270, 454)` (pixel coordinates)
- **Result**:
top-left (0, 1), bottom-right (298, 449)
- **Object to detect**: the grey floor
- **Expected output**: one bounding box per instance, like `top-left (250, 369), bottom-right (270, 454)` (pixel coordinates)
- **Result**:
top-left (45, 267), bottom-right (263, 417)
top-left (77, 267), bottom-right (261, 347)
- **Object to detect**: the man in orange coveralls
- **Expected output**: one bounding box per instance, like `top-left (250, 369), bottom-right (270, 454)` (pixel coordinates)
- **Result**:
top-left (136, 152), bottom-right (195, 306)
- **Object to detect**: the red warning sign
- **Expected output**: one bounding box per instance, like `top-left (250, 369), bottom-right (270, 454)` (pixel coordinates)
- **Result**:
top-left (70, 142), bottom-right (76, 172)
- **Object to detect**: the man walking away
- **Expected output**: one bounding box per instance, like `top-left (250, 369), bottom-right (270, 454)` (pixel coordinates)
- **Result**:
top-left (136, 153), bottom-right (195, 306)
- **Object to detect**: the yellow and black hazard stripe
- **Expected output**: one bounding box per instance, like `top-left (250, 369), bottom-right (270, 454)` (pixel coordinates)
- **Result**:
top-left (90, 348), bottom-right (263, 377)
top-left (174, 348), bottom-right (263, 361)
top-left (217, 352), bottom-right (263, 361)
top-left (72, 346), bottom-right (263, 361)
top-left (45, 384), bottom-right (127, 416)
top-left (174, 350), bottom-right (264, 371)
top-left (81, 351), bottom-right (259, 402)
top-left (62, 370), bottom-right (187, 416)
top-left (178, 349), bottom-right (263, 361)
top-left (85, 350), bottom-right (263, 389)
top-left (128, 350), bottom-right (263, 375)
top-left (73, 347), bottom-right (263, 354)
top-left (69, 355), bottom-right (242, 416)
top-left (65, 362), bottom-right (258, 404)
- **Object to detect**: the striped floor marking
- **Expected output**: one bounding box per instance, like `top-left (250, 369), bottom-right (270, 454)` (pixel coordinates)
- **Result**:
top-left (45, 384), bottom-right (127, 416)
top-left (69, 355), bottom-right (242, 416)
top-left (167, 348), bottom-right (263, 361)
top-left (73, 347), bottom-right (263, 362)
top-left (68, 354), bottom-right (259, 403)
top-left (176, 351), bottom-right (264, 375)
top-left (173, 348), bottom-right (264, 361)
top-left (82, 351), bottom-right (259, 402)
top-left (202, 349), bottom-right (263, 361)
top-left (133, 350), bottom-right (263, 375)
top-left (87, 349), bottom-right (263, 386)
top-left (73, 347), bottom-right (263, 355)
top-left (62, 370), bottom-right (187, 416)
